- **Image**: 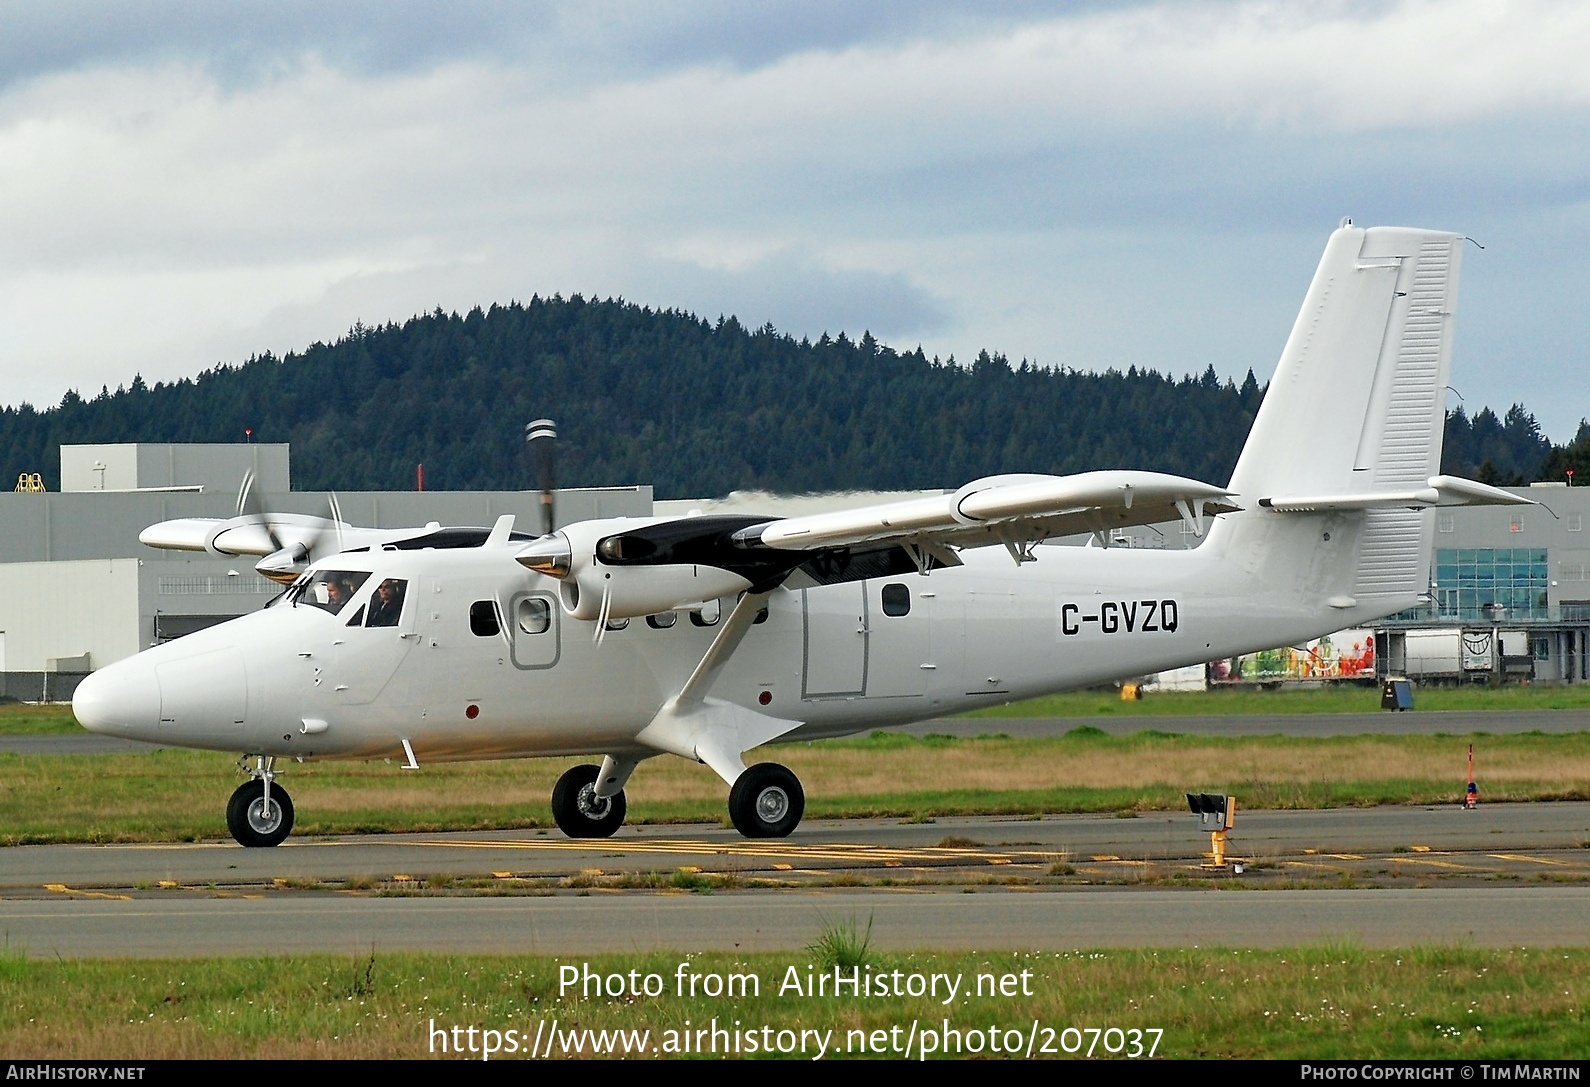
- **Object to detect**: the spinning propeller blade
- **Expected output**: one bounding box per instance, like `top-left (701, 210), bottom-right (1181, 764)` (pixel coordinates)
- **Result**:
top-left (234, 471), bottom-right (350, 583)
top-left (526, 418), bottom-right (557, 537)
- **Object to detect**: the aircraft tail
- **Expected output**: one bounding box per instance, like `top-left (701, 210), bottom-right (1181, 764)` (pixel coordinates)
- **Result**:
top-left (1209, 223), bottom-right (1465, 611)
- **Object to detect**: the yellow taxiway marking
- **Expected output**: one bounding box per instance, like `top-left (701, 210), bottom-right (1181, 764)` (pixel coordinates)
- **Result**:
top-left (1489, 853), bottom-right (1571, 866)
top-left (43, 883), bottom-right (131, 901)
top-left (1285, 861), bottom-right (1349, 872)
top-left (401, 837), bottom-right (1053, 866)
top-left (1387, 857), bottom-right (1474, 871)
top-left (1326, 853), bottom-right (1364, 860)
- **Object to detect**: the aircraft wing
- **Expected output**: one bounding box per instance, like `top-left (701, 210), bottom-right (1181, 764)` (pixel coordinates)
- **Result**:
top-left (138, 515), bottom-right (381, 557)
top-left (731, 470), bottom-right (1239, 561)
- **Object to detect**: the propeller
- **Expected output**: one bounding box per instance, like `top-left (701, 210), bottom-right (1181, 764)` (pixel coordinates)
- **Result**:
top-left (235, 469), bottom-right (348, 584)
top-left (526, 418), bottom-right (557, 537)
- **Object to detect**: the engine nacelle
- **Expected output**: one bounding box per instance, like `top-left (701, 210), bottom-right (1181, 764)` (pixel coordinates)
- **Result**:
top-left (564, 563), bottom-right (752, 621)
top-left (515, 518), bottom-right (754, 621)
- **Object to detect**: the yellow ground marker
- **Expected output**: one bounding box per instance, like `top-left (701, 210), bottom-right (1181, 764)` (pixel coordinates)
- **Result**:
top-left (492, 871), bottom-right (514, 879)
top-left (157, 880), bottom-right (178, 889)
top-left (1490, 853), bottom-right (1570, 866)
top-left (43, 884), bottom-right (130, 901)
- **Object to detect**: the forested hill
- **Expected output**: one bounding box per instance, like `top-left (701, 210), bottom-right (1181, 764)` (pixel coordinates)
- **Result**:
top-left (1, 297), bottom-right (1584, 497)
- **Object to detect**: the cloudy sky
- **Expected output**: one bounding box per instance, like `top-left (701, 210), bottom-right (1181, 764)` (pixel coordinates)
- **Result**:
top-left (1, 0), bottom-right (1587, 437)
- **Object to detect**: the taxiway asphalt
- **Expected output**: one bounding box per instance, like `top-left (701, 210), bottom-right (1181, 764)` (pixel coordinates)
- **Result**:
top-left (3, 804), bottom-right (1588, 957)
top-left (4, 887), bottom-right (1589, 958)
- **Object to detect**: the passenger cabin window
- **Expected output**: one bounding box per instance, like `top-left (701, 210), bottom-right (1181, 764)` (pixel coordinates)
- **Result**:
top-left (881, 583), bottom-right (911, 617)
top-left (690, 598), bottom-right (722, 627)
top-left (470, 601), bottom-right (501, 637)
top-left (365, 579), bottom-right (408, 628)
top-left (517, 597), bottom-right (551, 635)
top-left (646, 611), bottom-right (677, 629)
top-left (295, 570), bottom-right (371, 615)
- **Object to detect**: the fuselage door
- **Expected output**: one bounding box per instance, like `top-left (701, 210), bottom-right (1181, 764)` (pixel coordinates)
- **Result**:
top-left (334, 576), bottom-right (417, 705)
top-left (866, 579), bottom-right (929, 699)
top-left (801, 583), bottom-right (868, 698)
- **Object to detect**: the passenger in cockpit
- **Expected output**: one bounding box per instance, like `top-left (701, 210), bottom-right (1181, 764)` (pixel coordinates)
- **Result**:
top-left (366, 578), bottom-right (407, 628)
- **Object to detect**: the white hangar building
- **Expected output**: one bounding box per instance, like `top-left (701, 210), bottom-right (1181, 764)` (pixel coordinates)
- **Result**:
top-left (0, 443), bottom-right (648, 701)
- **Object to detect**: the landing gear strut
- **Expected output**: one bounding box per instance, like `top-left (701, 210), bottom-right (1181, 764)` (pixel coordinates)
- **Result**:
top-left (728, 762), bottom-right (804, 838)
top-left (227, 757), bottom-right (295, 848)
top-left (552, 764), bottom-right (627, 838)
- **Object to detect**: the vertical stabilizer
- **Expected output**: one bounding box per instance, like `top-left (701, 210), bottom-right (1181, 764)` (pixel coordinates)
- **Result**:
top-left (1213, 224), bottom-right (1464, 610)
top-left (1227, 224), bottom-right (1463, 502)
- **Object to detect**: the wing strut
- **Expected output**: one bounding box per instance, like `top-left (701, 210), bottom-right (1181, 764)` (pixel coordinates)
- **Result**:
top-left (634, 590), bottom-right (804, 785)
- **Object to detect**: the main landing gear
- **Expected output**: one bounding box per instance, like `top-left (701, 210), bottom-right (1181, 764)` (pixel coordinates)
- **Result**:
top-left (227, 756), bottom-right (295, 848)
top-left (549, 759), bottom-right (805, 840)
top-left (728, 763), bottom-right (804, 838)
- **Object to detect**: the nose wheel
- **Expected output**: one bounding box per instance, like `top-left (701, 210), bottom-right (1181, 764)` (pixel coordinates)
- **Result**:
top-left (728, 762), bottom-right (804, 838)
top-left (551, 764), bottom-right (627, 838)
top-left (226, 777), bottom-right (295, 848)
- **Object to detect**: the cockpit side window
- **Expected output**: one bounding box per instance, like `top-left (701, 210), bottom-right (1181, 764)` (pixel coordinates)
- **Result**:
top-left (470, 600), bottom-right (501, 637)
top-left (295, 570), bottom-right (372, 615)
top-left (365, 579), bottom-right (408, 628)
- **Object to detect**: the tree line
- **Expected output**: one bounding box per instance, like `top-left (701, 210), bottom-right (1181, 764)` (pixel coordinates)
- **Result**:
top-left (0, 297), bottom-right (1583, 497)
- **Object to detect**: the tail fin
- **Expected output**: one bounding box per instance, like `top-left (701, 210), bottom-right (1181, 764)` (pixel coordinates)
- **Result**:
top-left (1228, 223), bottom-right (1464, 501)
top-left (1212, 224), bottom-right (1465, 610)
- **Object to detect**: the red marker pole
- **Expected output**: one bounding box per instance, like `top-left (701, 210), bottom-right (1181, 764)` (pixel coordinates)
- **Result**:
top-left (1465, 743), bottom-right (1478, 809)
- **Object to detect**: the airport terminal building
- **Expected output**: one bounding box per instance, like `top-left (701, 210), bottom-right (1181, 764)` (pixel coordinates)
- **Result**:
top-left (0, 443), bottom-right (648, 700)
top-left (2, 442), bottom-right (1586, 699)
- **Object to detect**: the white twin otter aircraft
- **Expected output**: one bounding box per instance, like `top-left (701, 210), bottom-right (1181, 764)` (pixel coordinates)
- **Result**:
top-left (73, 223), bottom-right (1528, 847)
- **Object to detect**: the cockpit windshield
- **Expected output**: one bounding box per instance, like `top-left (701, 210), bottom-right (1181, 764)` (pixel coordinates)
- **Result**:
top-left (291, 570), bottom-right (372, 615)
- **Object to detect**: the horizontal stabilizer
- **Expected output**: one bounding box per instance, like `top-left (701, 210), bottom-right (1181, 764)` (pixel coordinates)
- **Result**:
top-left (1257, 475), bottom-right (1532, 513)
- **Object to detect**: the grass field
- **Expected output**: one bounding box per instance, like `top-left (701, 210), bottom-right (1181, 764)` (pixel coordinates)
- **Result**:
top-left (968, 683), bottom-right (1590, 718)
top-left (8, 682), bottom-right (1590, 739)
top-left (2, 944), bottom-right (1586, 1058)
top-left (4, 729), bottom-right (1589, 844)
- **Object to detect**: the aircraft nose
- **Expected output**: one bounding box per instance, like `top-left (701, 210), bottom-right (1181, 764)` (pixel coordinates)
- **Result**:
top-left (72, 661), bottom-right (161, 736)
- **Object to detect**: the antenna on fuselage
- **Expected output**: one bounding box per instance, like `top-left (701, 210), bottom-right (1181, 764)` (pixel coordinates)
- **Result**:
top-left (526, 418), bottom-right (557, 536)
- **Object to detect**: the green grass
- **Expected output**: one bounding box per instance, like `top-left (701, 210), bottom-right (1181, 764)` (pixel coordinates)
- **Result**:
top-left (4, 729), bottom-right (1590, 844)
top-left (5, 683), bottom-right (1589, 740)
top-left (965, 683), bottom-right (1590, 718)
top-left (0, 703), bottom-right (83, 735)
top-left (1, 946), bottom-right (1586, 1058)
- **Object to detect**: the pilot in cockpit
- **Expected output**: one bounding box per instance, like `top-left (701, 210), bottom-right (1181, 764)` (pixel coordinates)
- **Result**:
top-left (323, 576), bottom-right (353, 613)
top-left (366, 578), bottom-right (406, 627)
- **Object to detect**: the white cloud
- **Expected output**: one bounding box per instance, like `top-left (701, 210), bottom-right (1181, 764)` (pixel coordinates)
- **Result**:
top-left (0, 1), bottom-right (1587, 435)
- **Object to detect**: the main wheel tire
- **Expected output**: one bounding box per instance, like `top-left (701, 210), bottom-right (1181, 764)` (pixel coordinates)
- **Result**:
top-left (551, 764), bottom-right (627, 838)
top-left (728, 762), bottom-right (804, 838)
top-left (225, 779), bottom-right (295, 848)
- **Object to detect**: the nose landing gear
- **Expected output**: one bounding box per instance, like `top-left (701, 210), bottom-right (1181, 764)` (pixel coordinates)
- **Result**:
top-left (227, 757), bottom-right (295, 848)
top-left (551, 763), bottom-right (627, 838)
